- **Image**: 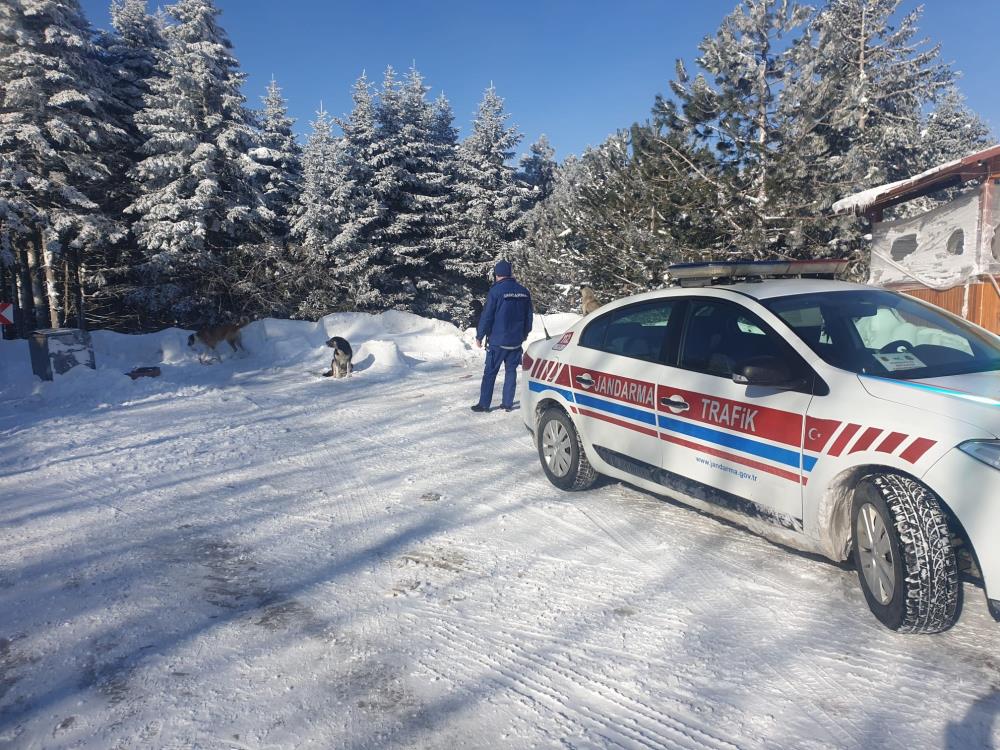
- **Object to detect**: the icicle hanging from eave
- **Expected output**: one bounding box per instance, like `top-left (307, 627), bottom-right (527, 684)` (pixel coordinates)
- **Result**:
top-left (832, 178), bottom-right (910, 215)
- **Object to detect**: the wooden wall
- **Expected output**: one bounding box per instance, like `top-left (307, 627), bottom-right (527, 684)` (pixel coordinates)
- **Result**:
top-left (894, 280), bottom-right (1000, 334)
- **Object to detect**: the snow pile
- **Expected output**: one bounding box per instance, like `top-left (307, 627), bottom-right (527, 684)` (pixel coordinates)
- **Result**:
top-left (0, 310), bottom-right (581, 405)
top-left (0, 338), bottom-right (33, 399)
top-left (527, 313), bottom-right (580, 344)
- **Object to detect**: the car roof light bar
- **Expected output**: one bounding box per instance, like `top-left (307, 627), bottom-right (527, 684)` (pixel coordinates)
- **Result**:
top-left (665, 259), bottom-right (850, 287)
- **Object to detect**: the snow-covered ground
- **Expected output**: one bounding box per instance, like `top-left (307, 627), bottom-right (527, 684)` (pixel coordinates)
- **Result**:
top-left (1, 312), bottom-right (999, 749)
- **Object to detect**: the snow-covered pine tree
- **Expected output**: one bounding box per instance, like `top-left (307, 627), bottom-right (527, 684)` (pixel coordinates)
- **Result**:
top-left (886, 87), bottom-right (995, 217)
top-left (104, 0), bottom-right (166, 128)
top-left (807, 0), bottom-right (951, 188)
top-left (222, 78), bottom-right (304, 319)
top-left (519, 155), bottom-right (590, 311)
top-left (333, 72), bottom-right (390, 311)
top-left (329, 67), bottom-right (454, 315)
top-left (781, 0), bottom-right (954, 271)
top-left (348, 66), bottom-right (409, 308)
top-left (662, 0), bottom-right (811, 259)
top-left (0, 0), bottom-right (125, 331)
top-left (423, 91), bottom-right (471, 323)
top-left (369, 67), bottom-right (450, 312)
top-left (561, 131), bottom-right (671, 298)
top-left (919, 87), bottom-right (994, 174)
top-left (672, 0), bottom-right (810, 257)
top-left (520, 120), bottom-right (722, 309)
top-left (290, 106), bottom-right (350, 318)
top-left (518, 134), bottom-right (558, 208)
top-left (127, 0), bottom-right (267, 327)
top-left (451, 85), bottom-right (529, 301)
top-left (256, 78), bottom-right (303, 244)
top-left (629, 121), bottom-right (725, 260)
top-left (95, 0), bottom-right (167, 327)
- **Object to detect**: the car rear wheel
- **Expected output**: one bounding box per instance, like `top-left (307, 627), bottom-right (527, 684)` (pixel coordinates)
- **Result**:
top-left (851, 474), bottom-right (959, 633)
top-left (537, 407), bottom-right (598, 491)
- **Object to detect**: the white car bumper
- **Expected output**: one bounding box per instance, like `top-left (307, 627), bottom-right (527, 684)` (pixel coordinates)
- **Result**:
top-left (923, 447), bottom-right (1000, 614)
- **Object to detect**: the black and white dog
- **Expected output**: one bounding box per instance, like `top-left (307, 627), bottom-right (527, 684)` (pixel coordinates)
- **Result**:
top-left (322, 336), bottom-right (353, 378)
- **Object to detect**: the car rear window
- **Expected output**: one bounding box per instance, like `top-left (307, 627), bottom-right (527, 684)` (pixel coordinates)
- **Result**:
top-left (579, 300), bottom-right (676, 362)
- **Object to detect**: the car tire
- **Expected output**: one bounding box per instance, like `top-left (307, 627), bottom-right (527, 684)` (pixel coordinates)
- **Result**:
top-left (536, 407), bottom-right (598, 491)
top-left (851, 473), bottom-right (959, 633)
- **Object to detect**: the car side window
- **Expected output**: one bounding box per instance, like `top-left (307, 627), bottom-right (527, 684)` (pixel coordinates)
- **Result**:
top-left (680, 299), bottom-right (798, 378)
top-left (579, 300), bottom-right (676, 363)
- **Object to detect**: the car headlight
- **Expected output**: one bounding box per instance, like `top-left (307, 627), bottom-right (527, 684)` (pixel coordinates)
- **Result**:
top-left (959, 440), bottom-right (1000, 471)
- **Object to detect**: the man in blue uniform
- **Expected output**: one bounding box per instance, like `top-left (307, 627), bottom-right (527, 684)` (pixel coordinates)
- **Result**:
top-left (472, 260), bottom-right (534, 412)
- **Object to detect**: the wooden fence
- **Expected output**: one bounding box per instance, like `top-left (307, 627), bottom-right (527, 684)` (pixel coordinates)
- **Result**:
top-left (893, 280), bottom-right (1000, 334)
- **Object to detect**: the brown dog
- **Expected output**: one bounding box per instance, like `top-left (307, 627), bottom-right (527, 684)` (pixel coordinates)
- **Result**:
top-left (580, 286), bottom-right (601, 315)
top-left (188, 320), bottom-right (247, 362)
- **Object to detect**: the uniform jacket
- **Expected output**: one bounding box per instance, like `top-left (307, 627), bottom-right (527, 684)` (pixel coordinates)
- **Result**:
top-left (476, 277), bottom-right (533, 348)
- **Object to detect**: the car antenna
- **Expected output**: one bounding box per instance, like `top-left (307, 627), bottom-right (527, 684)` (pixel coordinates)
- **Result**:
top-left (540, 314), bottom-right (551, 340)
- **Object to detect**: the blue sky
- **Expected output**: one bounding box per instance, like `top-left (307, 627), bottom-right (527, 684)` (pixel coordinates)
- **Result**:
top-left (80, 0), bottom-right (1000, 162)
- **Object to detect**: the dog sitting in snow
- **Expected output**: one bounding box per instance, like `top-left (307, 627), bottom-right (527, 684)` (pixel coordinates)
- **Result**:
top-left (322, 336), bottom-right (353, 378)
top-left (187, 319), bottom-right (247, 362)
top-left (580, 286), bottom-right (601, 315)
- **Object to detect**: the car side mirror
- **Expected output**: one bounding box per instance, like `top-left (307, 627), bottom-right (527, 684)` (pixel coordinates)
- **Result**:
top-left (732, 356), bottom-right (803, 390)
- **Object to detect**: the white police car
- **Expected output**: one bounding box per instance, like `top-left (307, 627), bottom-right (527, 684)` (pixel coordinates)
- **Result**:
top-left (521, 260), bottom-right (1000, 633)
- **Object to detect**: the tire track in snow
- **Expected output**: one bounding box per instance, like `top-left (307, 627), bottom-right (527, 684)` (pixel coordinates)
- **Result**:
top-left (754, 660), bottom-right (868, 749)
top-left (537, 493), bottom-right (668, 566)
top-left (423, 610), bottom-right (743, 750)
top-left (412, 623), bottom-right (590, 748)
top-left (427, 538), bottom-right (694, 641)
top-left (524, 474), bottom-right (806, 602)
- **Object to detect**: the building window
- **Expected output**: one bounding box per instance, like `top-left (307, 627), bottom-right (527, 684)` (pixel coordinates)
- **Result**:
top-left (890, 234), bottom-right (918, 261)
top-left (947, 229), bottom-right (964, 255)
top-left (993, 224), bottom-right (1000, 262)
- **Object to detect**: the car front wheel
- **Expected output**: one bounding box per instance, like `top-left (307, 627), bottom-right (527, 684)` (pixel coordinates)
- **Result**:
top-left (537, 407), bottom-right (598, 491)
top-left (851, 473), bottom-right (959, 633)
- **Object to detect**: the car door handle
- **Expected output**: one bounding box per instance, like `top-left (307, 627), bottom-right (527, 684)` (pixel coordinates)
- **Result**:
top-left (660, 397), bottom-right (690, 411)
top-left (575, 374), bottom-right (594, 388)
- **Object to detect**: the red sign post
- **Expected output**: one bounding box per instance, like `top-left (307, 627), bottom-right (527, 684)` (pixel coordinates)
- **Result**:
top-left (0, 303), bottom-right (13, 326)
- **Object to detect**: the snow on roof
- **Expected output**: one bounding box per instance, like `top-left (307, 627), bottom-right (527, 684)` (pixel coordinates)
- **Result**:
top-left (832, 177), bottom-right (912, 215)
top-left (833, 143), bottom-right (1000, 216)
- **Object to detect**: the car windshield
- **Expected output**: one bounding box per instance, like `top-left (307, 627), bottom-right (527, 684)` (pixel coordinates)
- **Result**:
top-left (763, 290), bottom-right (1000, 380)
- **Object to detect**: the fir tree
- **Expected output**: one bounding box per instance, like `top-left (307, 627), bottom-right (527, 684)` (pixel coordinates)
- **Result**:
top-left (919, 87), bottom-right (993, 172)
top-left (255, 78), bottom-right (303, 242)
top-left (519, 155), bottom-right (590, 311)
top-left (452, 85), bottom-right (529, 301)
top-left (290, 106), bottom-right (349, 317)
top-left (518, 134), bottom-right (558, 206)
top-left (521, 126), bottom-right (731, 307)
top-left (334, 72), bottom-right (386, 310)
top-left (661, 0), bottom-right (811, 257)
top-left (783, 0), bottom-right (954, 269)
top-left (96, 0), bottom-right (167, 325)
top-left (0, 0), bottom-right (125, 329)
top-left (105, 0), bottom-right (166, 126)
top-left (807, 0), bottom-right (951, 187)
top-left (424, 91), bottom-right (469, 322)
top-left (330, 67), bottom-right (455, 315)
top-left (127, 0), bottom-right (267, 326)
top-left (890, 87), bottom-right (996, 216)
top-left (369, 67), bottom-right (449, 311)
